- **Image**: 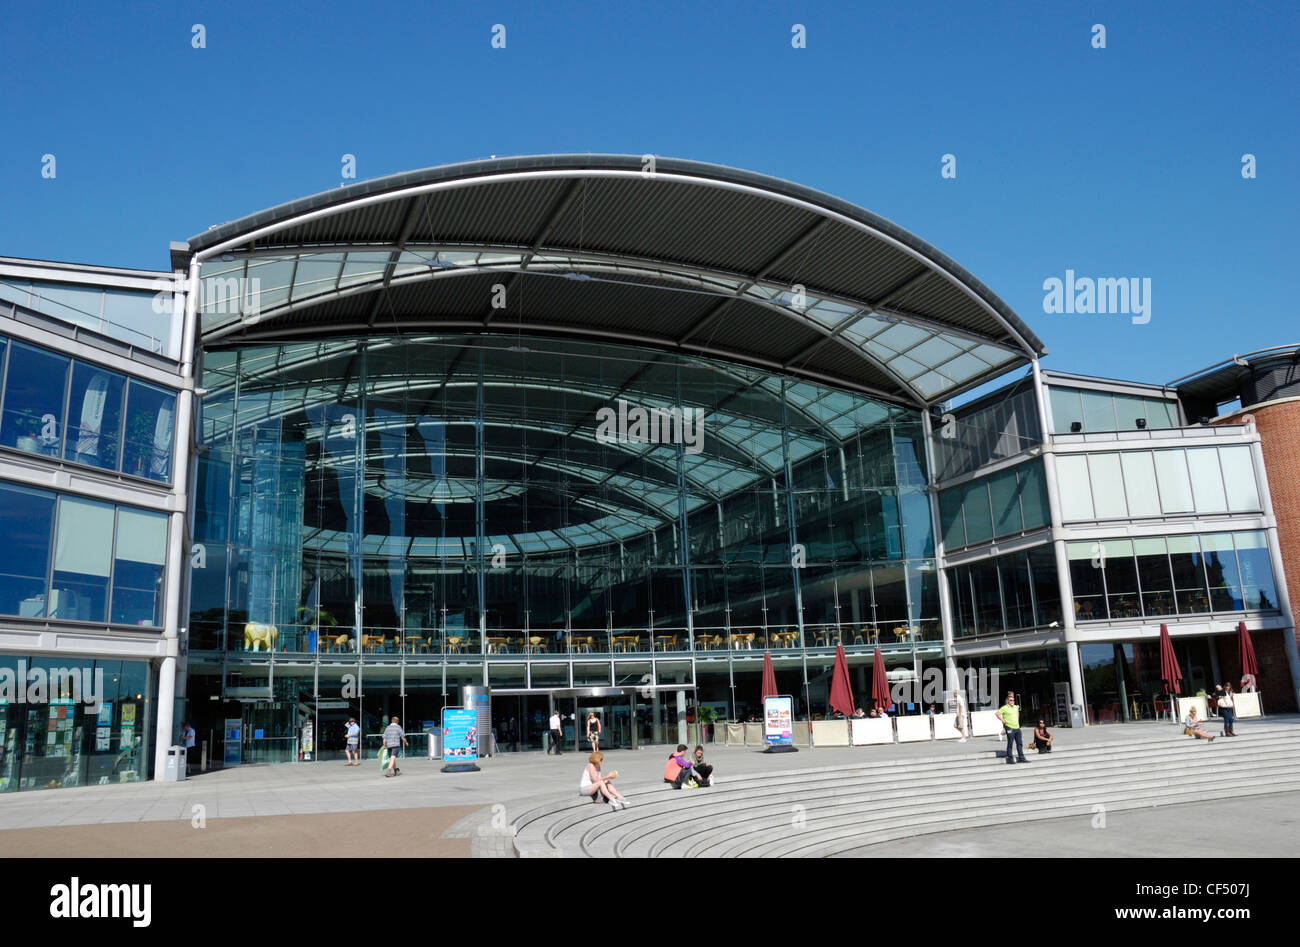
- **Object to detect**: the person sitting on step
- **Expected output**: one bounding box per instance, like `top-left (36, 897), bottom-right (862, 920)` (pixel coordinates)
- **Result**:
top-left (690, 745), bottom-right (714, 787)
top-left (663, 744), bottom-right (694, 789)
top-left (1182, 707), bottom-right (1216, 742)
top-left (1028, 719), bottom-right (1053, 753)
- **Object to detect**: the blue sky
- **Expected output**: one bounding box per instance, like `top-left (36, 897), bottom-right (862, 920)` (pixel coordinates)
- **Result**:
top-left (1, 0), bottom-right (1295, 390)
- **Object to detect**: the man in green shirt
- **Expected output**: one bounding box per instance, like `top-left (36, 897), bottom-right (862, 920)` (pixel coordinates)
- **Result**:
top-left (997, 693), bottom-right (1028, 765)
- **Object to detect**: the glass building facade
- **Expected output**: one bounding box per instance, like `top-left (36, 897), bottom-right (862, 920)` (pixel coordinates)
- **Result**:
top-left (190, 334), bottom-right (940, 657)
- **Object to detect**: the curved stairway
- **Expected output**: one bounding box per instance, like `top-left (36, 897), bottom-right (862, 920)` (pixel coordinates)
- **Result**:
top-left (510, 724), bottom-right (1300, 857)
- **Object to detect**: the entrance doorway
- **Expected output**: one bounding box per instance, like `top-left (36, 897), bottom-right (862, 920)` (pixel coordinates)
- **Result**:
top-left (575, 700), bottom-right (634, 752)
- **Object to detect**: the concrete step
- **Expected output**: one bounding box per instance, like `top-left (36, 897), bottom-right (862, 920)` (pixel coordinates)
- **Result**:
top-left (618, 756), bottom-right (1300, 858)
top-left (529, 734), bottom-right (1299, 853)
top-left (512, 728), bottom-right (1300, 857)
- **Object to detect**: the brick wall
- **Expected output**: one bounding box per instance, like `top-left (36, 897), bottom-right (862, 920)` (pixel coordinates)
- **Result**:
top-left (1214, 629), bottom-right (1295, 712)
top-left (1215, 399), bottom-right (1300, 710)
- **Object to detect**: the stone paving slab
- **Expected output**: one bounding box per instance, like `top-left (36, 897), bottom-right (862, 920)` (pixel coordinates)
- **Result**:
top-left (0, 716), bottom-right (1291, 839)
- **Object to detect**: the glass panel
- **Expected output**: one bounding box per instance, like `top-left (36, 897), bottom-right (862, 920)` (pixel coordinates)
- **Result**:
top-left (1049, 387), bottom-right (1084, 434)
top-left (1027, 546), bottom-right (1061, 626)
top-left (939, 487), bottom-right (966, 550)
top-left (64, 362), bottom-right (126, 471)
top-left (112, 508), bottom-right (168, 626)
top-left (0, 483), bottom-right (56, 617)
top-left (1134, 536), bottom-right (1174, 616)
top-left (1233, 531), bottom-right (1277, 610)
top-left (1001, 554), bottom-right (1034, 630)
top-left (122, 381), bottom-right (176, 483)
top-left (1018, 462), bottom-right (1049, 530)
top-left (1168, 535), bottom-right (1210, 614)
top-left (961, 479), bottom-right (993, 544)
top-left (51, 496), bottom-right (114, 622)
top-left (1120, 451), bottom-right (1160, 518)
top-left (987, 467), bottom-right (1022, 537)
top-left (1056, 455), bottom-right (1094, 521)
top-left (1102, 539), bottom-right (1139, 618)
top-left (1080, 390), bottom-right (1117, 432)
top-left (1185, 448), bottom-right (1227, 514)
top-left (1218, 446), bottom-right (1260, 512)
top-left (1113, 394), bottom-right (1150, 431)
top-left (1200, 533), bottom-right (1242, 611)
top-left (0, 341), bottom-right (70, 456)
top-left (1067, 541), bottom-right (1106, 620)
top-left (1153, 450), bottom-right (1194, 514)
top-left (1148, 399), bottom-right (1177, 428)
top-left (1087, 454), bottom-right (1128, 519)
top-left (970, 560), bottom-right (1003, 633)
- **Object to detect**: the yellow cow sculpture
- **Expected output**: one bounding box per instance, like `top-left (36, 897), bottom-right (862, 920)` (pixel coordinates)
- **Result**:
top-left (243, 622), bottom-right (279, 652)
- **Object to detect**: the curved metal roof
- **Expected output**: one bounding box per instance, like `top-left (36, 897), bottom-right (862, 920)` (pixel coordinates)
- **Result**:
top-left (182, 154), bottom-right (1044, 406)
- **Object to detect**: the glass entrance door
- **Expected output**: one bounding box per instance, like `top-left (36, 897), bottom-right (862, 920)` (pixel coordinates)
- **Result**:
top-left (577, 700), bottom-right (633, 751)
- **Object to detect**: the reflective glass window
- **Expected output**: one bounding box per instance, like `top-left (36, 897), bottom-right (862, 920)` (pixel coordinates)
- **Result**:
top-left (111, 508), bottom-right (168, 626)
top-left (969, 560), bottom-right (1003, 633)
top-left (1088, 454), bottom-right (1128, 518)
top-left (1233, 531), bottom-right (1277, 610)
top-left (64, 362), bottom-right (126, 471)
top-left (939, 487), bottom-right (966, 550)
top-left (961, 480), bottom-right (993, 544)
top-left (1018, 462), bottom-right (1049, 530)
top-left (51, 496), bottom-right (114, 622)
top-left (1168, 535), bottom-right (1209, 613)
top-left (1001, 554), bottom-right (1034, 629)
top-left (0, 482), bottom-right (56, 616)
top-left (1120, 451), bottom-right (1160, 517)
top-left (1027, 546), bottom-right (1061, 626)
top-left (1219, 447), bottom-right (1260, 512)
top-left (1102, 539), bottom-right (1138, 618)
top-left (1134, 537), bottom-right (1174, 616)
top-left (1068, 541), bottom-right (1106, 620)
top-left (1056, 455), bottom-right (1094, 521)
top-left (1, 341), bottom-right (70, 456)
top-left (1153, 450), bottom-right (1194, 513)
top-left (1185, 448), bottom-right (1227, 514)
top-left (1200, 533), bottom-right (1243, 611)
top-left (988, 468), bottom-right (1022, 537)
top-left (1049, 387), bottom-right (1084, 434)
top-left (122, 381), bottom-right (176, 483)
top-left (1081, 390), bottom-right (1117, 432)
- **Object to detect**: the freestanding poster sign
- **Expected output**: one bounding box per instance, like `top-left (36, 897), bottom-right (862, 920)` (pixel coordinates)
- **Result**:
top-left (441, 707), bottom-right (481, 773)
top-left (763, 695), bottom-right (798, 753)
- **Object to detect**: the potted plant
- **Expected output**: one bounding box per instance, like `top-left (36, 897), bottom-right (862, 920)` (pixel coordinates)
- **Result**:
top-left (125, 409), bottom-right (154, 475)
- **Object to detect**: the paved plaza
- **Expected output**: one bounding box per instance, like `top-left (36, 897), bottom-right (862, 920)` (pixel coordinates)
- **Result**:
top-left (1, 717), bottom-right (1296, 857)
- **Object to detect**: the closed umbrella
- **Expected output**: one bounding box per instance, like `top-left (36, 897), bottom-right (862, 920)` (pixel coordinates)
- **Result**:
top-left (871, 648), bottom-right (893, 713)
top-left (761, 651), bottom-right (778, 700)
top-left (1158, 624), bottom-right (1183, 721)
top-left (828, 644), bottom-right (856, 718)
top-left (1236, 621), bottom-right (1259, 689)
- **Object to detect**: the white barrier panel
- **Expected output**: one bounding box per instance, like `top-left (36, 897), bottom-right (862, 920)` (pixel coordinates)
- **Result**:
top-left (850, 717), bottom-right (894, 745)
top-left (970, 710), bottom-right (1003, 737)
top-left (811, 720), bottom-right (850, 747)
top-left (933, 713), bottom-right (964, 740)
top-left (1232, 692), bottom-right (1262, 718)
top-left (895, 715), bottom-right (932, 743)
top-left (1176, 696), bottom-right (1208, 724)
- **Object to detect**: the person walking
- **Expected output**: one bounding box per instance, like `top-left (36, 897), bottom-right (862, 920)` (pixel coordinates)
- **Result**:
top-left (1219, 684), bottom-right (1237, 736)
top-left (586, 712), bottom-right (602, 753)
top-left (997, 692), bottom-right (1028, 764)
top-left (951, 688), bottom-right (969, 743)
top-left (382, 716), bottom-right (408, 776)
top-left (344, 717), bottom-right (361, 765)
top-left (548, 709), bottom-right (564, 755)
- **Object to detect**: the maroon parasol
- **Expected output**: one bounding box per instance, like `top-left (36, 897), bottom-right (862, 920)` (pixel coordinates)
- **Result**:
top-left (761, 651), bottom-right (778, 701)
top-left (1158, 624), bottom-right (1183, 716)
top-left (871, 647), bottom-right (893, 713)
top-left (1236, 621), bottom-right (1259, 686)
top-left (828, 644), bottom-right (856, 717)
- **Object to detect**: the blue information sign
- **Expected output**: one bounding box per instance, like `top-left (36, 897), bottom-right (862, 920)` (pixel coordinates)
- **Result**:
top-left (442, 708), bottom-right (479, 762)
top-left (763, 695), bottom-right (794, 746)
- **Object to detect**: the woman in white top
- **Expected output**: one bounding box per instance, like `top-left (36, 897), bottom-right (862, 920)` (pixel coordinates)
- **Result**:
top-left (580, 751), bottom-right (628, 809)
top-left (1183, 707), bottom-right (1215, 741)
top-left (952, 688), bottom-right (969, 742)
